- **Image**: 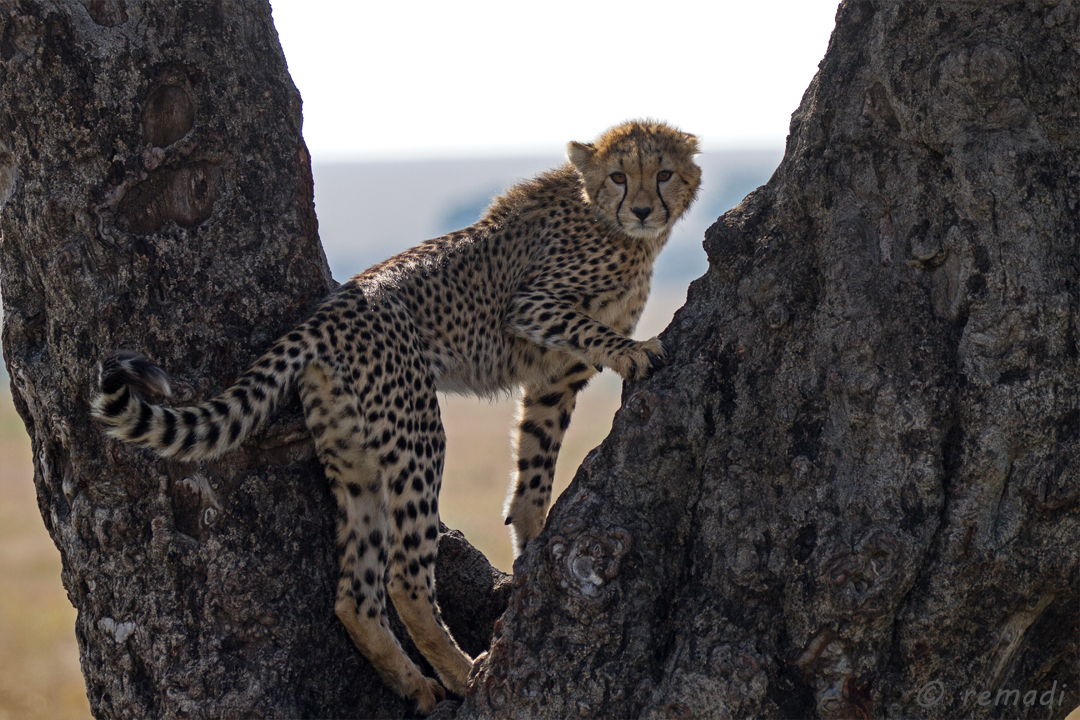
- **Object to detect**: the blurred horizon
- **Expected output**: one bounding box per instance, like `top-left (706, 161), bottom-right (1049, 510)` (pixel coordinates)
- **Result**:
top-left (312, 147), bottom-right (783, 286)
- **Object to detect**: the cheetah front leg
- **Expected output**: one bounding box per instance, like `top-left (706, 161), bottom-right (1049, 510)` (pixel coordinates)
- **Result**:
top-left (299, 364), bottom-right (446, 715)
top-left (504, 362), bottom-right (597, 556)
top-left (506, 294), bottom-right (666, 381)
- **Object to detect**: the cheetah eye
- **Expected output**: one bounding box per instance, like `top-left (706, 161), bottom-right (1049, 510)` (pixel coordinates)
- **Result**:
top-left (609, 172), bottom-right (627, 185)
top-left (657, 170), bottom-right (674, 182)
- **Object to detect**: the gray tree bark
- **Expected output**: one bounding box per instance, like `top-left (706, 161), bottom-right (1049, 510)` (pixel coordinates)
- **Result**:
top-left (2, 1), bottom-right (1077, 720)
top-left (0, 1), bottom-right (509, 718)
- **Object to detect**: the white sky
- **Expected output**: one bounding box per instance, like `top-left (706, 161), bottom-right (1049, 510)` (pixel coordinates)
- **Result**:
top-left (268, 1), bottom-right (841, 161)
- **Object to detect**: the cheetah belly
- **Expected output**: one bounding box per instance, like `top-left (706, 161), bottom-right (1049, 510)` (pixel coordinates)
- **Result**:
top-left (430, 330), bottom-right (578, 397)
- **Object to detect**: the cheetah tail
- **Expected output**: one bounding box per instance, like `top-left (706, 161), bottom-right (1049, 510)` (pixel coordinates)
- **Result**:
top-left (92, 345), bottom-right (298, 462)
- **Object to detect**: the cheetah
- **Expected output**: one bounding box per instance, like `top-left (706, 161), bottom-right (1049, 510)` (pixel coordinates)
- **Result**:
top-left (92, 119), bottom-right (701, 714)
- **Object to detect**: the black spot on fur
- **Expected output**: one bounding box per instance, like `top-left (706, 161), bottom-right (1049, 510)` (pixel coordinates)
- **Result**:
top-left (161, 410), bottom-right (178, 446)
top-left (520, 420), bottom-right (552, 451)
top-left (569, 378), bottom-right (590, 393)
top-left (100, 371), bottom-right (126, 396)
top-left (130, 401), bottom-right (154, 438)
top-left (232, 388), bottom-right (252, 415)
top-left (204, 422), bottom-right (220, 448)
top-left (102, 387), bottom-right (130, 417)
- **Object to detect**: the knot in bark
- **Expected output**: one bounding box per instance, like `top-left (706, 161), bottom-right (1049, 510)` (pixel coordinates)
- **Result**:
top-left (968, 42), bottom-right (1016, 99)
top-left (823, 529), bottom-right (902, 616)
top-left (546, 519), bottom-right (631, 601)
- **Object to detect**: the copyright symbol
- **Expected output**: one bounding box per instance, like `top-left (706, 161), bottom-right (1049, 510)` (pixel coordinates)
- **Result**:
top-left (917, 680), bottom-right (945, 707)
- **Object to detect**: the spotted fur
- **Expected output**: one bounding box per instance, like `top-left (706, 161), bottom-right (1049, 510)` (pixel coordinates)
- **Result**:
top-left (92, 119), bottom-right (701, 714)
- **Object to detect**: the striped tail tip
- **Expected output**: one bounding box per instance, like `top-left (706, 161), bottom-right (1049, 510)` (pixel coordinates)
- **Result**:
top-left (92, 350), bottom-right (172, 425)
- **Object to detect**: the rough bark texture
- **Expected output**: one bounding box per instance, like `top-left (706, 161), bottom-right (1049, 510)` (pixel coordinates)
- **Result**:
top-left (0, 2), bottom-right (509, 718)
top-left (456, 1), bottom-right (1078, 719)
top-left (3, 1), bottom-right (1078, 719)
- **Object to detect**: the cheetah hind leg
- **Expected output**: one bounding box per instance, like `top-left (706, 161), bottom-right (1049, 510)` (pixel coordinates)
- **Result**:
top-left (300, 364), bottom-right (446, 714)
top-left (383, 387), bottom-right (474, 695)
top-left (504, 363), bottom-right (595, 556)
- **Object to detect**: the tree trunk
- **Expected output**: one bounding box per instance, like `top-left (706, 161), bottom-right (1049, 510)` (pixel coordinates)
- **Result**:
top-left (0, 2), bottom-right (509, 718)
top-left (456, 1), bottom-right (1078, 719)
top-left (3, 1), bottom-right (1077, 720)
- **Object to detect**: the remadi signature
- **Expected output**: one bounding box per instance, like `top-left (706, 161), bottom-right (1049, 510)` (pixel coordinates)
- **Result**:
top-left (916, 679), bottom-right (1072, 711)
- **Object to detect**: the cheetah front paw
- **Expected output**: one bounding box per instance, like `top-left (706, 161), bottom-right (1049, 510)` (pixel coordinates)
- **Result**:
top-left (611, 336), bottom-right (666, 381)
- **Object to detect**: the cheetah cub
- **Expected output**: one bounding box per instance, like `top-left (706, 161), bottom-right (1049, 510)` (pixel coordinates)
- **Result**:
top-left (92, 120), bottom-right (701, 714)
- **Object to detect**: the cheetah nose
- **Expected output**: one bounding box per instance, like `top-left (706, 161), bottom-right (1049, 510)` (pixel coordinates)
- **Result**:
top-left (631, 206), bottom-right (652, 221)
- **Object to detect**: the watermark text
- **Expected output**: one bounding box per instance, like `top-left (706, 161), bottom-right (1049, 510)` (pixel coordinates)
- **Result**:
top-left (916, 680), bottom-right (1068, 709)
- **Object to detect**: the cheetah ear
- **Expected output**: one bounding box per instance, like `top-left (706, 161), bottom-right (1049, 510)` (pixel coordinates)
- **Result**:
top-left (567, 141), bottom-right (596, 173)
top-left (681, 132), bottom-right (701, 155)
top-left (682, 132), bottom-right (699, 155)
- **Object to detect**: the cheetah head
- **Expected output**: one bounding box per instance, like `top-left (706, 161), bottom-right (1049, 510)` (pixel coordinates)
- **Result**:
top-left (567, 120), bottom-right (701, 242)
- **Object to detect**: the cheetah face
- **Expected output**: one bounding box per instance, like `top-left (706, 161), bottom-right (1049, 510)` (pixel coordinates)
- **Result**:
top-left (568, 120), bottom-right (702, 241)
